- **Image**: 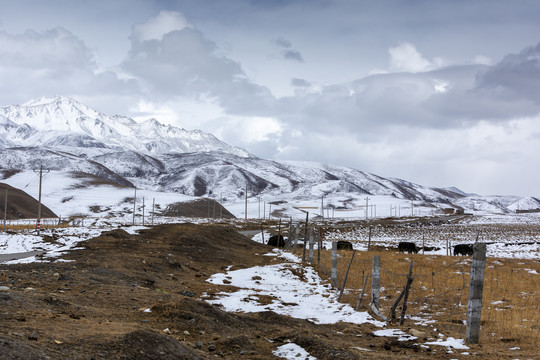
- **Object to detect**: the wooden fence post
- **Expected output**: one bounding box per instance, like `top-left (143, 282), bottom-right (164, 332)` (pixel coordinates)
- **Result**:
top-left (390, 261), bottom-right (414, 322)
top-left (331, 241), bottom-right (338, 287)
top-left (399, 261), bottom-right (414, 325)
top-left (302, 212), bottom-right (309, 262)
top-left (466, 242), bottom-right (487, 344)
top-left (285, 221), bottom-right (293, 250)
top-left (356, 273), bottom-right (369, 311)
top-left (338, 250), bottom-right (356, 301)
top-left (308, 228), bottom-right (314, 264)
top-left (317, 227), bottom-right (322, 265)
top-left (356, 273), bottom-right (370, 311)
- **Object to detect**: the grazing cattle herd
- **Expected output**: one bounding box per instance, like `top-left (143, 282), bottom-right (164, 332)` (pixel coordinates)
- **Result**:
top-left (265, 233), bottom-right (476, 257)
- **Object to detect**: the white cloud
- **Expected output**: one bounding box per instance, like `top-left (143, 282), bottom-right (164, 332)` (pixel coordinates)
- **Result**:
top-left (0, 28), bottom-right (95, 70)
top-left (472, 55), bottom-right (492, 65)
top-left (130, 11), bottom-right (193, 42)
top-left (0, 27), bottom-right (133, 108)
top-left (388, 42), bottom-right (433, 73)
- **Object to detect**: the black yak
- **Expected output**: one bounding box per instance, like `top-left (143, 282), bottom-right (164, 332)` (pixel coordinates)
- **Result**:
top-left (268, 234), bottom-right (286, 247)
top-left (398, 242), bottom-right (418, 254)
top-left (454, 244), bottom-right (473, 256)
top-left (336, 241), bottom-right (353, 250)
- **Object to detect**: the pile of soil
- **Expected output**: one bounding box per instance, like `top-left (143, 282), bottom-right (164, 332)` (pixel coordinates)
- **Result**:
top-left (0, 223), bottom-right (522, 359)
top-left (0, 183), bottom-right (57, 220)
top-left (163, 199), bottom-right (235, 219)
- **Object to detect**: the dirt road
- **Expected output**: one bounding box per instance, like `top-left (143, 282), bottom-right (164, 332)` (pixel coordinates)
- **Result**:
top-left (0, 250), bottom-right (45, 263)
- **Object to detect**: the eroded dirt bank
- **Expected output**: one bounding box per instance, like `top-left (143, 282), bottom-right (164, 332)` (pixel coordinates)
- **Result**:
top-left (0, 224), bottom-right (484, 359)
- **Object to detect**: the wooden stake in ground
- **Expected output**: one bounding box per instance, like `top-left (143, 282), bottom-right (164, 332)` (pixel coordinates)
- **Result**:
top-left (308, 228), bottom-right (314, 264)
top-left (337, 249), bottom-right (356, 302)
top-left (356, 273), bottom-right (369, 311)
top-left (285, 221), bottom-right (293, 250)
top-left (302, 212), bottom-right (309, 262)
top-left (3, 188), bottom-right (7, 232)
top-left (398, 261), bottom-right (414, 325)
top-left (278, 218), bottom-right (282, 244)
top-left (466, 242), bottom-right (487, 344)
top-left (317, 227), bottom-right (322, 265)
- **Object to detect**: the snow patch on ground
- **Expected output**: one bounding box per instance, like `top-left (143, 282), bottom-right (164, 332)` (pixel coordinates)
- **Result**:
top-left (273, 343), bottom-right (316, 360)
top-left (205, 256), bottom-right (384, 327)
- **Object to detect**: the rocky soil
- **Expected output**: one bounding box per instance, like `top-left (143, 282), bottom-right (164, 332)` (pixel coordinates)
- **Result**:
top-left (0, 223), bottom-right (531, 359)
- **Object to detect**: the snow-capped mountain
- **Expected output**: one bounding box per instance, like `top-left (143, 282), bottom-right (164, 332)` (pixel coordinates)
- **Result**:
top-left (1, 96), bottom-right (538, 215)
top-left (0, 95), bottom-right (250, 157)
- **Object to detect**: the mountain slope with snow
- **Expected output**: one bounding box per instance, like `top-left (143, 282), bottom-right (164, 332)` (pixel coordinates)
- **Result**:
top-left (0, 96), bottom-right (536, 216)
top-left (0, 96), bottom-right (251, 157)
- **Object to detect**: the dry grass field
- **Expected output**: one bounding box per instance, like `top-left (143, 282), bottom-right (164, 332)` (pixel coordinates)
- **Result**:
top-left (251, 216), bottom-right (540, 355)
top-left (311, 249), bottom-right (539, 352)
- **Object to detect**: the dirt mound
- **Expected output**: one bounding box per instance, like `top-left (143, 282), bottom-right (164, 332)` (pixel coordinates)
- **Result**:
top-left (0, 223), bottom-right (478, 359)
top-left (162, 199), bottom-right (235, 219)
top-left (0, 336), bottom-right (48, 360)
top-left (0, 183), bottom-right (57, 219)
top-left (119, 330), bottom-right (202, 360)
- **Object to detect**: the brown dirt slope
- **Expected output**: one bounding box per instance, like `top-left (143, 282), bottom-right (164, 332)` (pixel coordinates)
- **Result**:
top-left (0, 183), bottom-right (57, 219)
top-left (163, 199), bottom-right (235, 219)
top-left (0, 223), bottom-right (458, 359)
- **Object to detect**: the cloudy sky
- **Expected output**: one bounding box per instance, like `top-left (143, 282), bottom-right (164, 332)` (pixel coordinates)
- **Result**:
top-left (1, 0), bottom-right (540, 196)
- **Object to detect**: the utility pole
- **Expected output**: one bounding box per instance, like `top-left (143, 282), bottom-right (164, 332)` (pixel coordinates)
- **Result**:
top-left (244, 185), bottom-right (248, 221)
top-left (33, 165), bottom-right (49, 235)
top-left (152, 198), bottom-right (155, 225)
top-left (365, 197), bottom-right (370, 219)
top-left (321, 196), bottom-right (324, 219)
top-left (411, 201), bottom-right (414, 217)
top-left (3, 188), bottom-right (7, 232)
top-left (142, 197), bottom-right (145, 226)
top-left (132, 188), bottom-right (137, 226)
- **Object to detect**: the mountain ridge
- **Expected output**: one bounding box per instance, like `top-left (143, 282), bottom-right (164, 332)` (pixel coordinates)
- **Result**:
top-left (1, 96), bottom-right (538, 215)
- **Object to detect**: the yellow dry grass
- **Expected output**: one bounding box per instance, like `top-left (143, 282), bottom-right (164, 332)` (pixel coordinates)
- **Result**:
top-left (309, 248), bottom-right (540, 351)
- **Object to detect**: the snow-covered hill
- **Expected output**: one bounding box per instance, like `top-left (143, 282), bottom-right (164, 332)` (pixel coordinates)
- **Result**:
top-left (0, 95), bottom-right (250, 157)
top-left (1, 95), bottom-right (538, 217)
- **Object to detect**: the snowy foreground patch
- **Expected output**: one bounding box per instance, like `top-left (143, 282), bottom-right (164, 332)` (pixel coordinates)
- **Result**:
top-left (205, 250), bottom-right (384, 326)
top-left (0, 225), bottom-right (149, 264)
top-left (205, 248), bottom-right (474, 356)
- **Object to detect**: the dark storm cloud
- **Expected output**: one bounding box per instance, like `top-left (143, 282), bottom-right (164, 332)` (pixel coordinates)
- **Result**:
top-left (476, 42), bottom-right (540, 105)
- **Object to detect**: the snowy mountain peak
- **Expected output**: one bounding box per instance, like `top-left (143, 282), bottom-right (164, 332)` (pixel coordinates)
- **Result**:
top-left (23, 95), bottom-right (81, 107)
top-left (0, 96), bottom-right (251, 157)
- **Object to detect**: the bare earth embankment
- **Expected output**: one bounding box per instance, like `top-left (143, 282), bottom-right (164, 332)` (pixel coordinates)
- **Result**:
top-left (1, 222), bottom-right (538, 359)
